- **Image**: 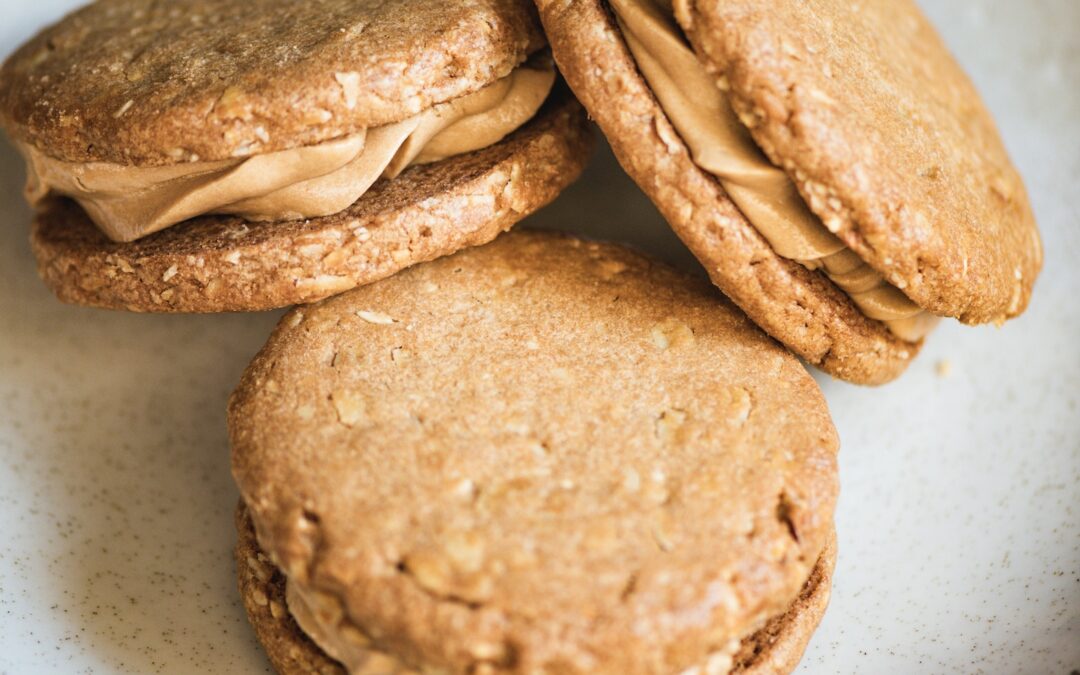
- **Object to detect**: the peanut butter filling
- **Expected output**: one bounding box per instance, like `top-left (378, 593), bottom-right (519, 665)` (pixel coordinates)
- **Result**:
top-left (19, 64), bottom-right (555, 243)
top-left (610, 0), bottom-right (938, 342)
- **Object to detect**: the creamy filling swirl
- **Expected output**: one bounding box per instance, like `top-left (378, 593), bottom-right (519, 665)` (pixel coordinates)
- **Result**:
top-left (610, 0), bottom-right (938, 342)
top-left (19, 63), bottom-right (555, 243)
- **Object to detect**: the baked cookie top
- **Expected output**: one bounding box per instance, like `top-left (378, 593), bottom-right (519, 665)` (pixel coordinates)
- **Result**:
top-left (0, 0), bottom-right (544, 164)
top-left (674, 0), bottom-right (1042, 324)
top-left (230, 231), bottom-right (839, 673)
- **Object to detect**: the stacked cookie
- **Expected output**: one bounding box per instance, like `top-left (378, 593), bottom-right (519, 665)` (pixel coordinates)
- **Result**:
top-left (2, 0), bottom-right (591, 311)
top-left (0, 0), bottom-right (1040, 673)
top-left (231, 232), bottom-right (839, 674)
top-left (538, 0), bottom-right (1042, 384)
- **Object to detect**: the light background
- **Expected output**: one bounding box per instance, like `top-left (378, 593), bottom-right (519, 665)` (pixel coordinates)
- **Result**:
top-left (0, 1), bottom-right (1077, 673)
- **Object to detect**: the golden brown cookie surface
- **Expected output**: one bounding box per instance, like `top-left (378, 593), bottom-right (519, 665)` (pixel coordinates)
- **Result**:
top-left (235, 504), bottom-right (837, 675)
top-left (29, 95), bottom-right (592, 313)
top-left (733, 533), bottom-right (836, 675)
top-left (675, 0), bottom-right (1041, 325)
top-left (230, 231), bottom-right (839, 673)
top-left (0, 0), bottom-right (544, 164)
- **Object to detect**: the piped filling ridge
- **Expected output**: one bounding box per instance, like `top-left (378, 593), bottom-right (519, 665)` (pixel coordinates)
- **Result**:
top-left (18, 60), bottom-right (556, 243)
top-left (609, 0), bottom-right (938, 342)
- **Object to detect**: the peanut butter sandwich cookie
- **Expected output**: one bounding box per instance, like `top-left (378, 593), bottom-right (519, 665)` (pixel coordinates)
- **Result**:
top-left (0, 0), bottom-right (592, 312)
top-left (230, 231), bottom-right (839, 674)
top-left (536, 0), bottom-right (1043, 384)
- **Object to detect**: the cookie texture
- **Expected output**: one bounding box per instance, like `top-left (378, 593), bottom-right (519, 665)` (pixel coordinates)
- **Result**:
top-left (230, 230), bottom-right (839, 674)
top-left (733, 533), bottom-right (835, 675)
top-left (237, 505), bottom-right (347, 675)
top-left (30, 95), bottom-right (591, 313)
top-left (235, 504), bottom-right (836, 675)
top-left (535, 0), bottom-right (917, 385)
top-left (675, 0), bottom-right (1042, 324)
top-left (0, 0), bottom-right (544, 164)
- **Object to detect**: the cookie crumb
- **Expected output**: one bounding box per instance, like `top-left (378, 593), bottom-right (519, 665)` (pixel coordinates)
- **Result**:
top-left (936, 359), bottom-right (953, 378)
top-left (334, 72), bottom-right (362, 109)
top-left (650, 318), bottom-right (695, 350)
top-left (357, 310), bottom-right (396, 325)
top-left (595, 258), bottom-right (628, 280)
top-left (331, 390), bottom-right (367, 427)
top-left (113, 99), bottom-right (134, 118)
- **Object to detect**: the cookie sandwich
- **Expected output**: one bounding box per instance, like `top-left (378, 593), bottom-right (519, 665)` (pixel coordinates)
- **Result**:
top-left (536, 0), bottom-right (1042, 384)
top-left (0, 0), bottom-right (592, 312)
top-left (230, 231), bottom-right (839, 674)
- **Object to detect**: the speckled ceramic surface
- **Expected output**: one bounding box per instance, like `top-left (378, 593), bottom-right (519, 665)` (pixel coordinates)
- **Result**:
top-left (0, 1), bottom-right (1077, 673)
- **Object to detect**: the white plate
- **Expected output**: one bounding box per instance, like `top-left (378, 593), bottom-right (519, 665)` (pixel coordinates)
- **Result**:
top-left (0, 1), bottom-right (1076, 673)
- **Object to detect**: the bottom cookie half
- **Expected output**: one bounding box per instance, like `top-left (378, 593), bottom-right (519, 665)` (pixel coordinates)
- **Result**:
top-left (235, 505), bottom-right (836, 675)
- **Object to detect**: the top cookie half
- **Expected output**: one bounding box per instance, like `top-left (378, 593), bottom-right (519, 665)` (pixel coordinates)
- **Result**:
top-left (674, 0), bottom-right (1041, 324)
top-left (0, 0), bottom-right (545, 165)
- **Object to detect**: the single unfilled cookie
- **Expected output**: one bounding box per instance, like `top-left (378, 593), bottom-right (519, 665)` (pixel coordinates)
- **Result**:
top-left (1, 0), bottom-right (592, 312)
top-left (535, 0), bottom-right (1042, 385)
top-left (230, 231), bottom-right (839, 674)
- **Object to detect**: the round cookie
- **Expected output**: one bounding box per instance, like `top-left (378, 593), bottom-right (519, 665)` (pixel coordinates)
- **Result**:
top-left (673, 0), bottom-right (1042, 324)
top-left (234, 504), bottom-right (838, 675)
top-left (230, 230), bottom-right (839, 674)
top-left (1, 0), bottom-right (593, 313)
top-left (535, 0), bottom-right (1042, 385)
top-left (0, 0), bottom-right (544, 164)
top-left (28, 96), bottom-right (590, 312)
